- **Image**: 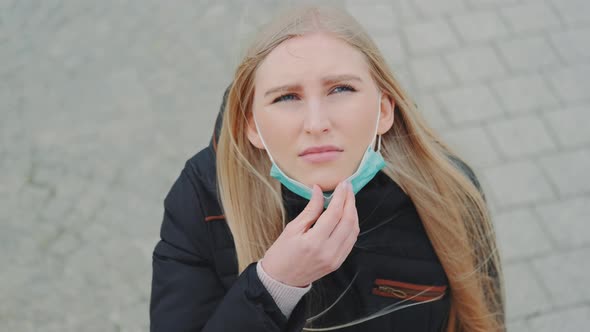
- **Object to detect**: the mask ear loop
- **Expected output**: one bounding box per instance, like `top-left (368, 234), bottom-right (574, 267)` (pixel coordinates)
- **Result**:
top-left (375, 134), bottom-right (381, 152)
top-left (373, 90), bottom-right (383, 153)
top-left (253, 114), bottom-right (277, 165)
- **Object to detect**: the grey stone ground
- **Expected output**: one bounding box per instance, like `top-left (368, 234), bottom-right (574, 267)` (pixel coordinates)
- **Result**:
top-left (1, 0), bottom-right (588, 331)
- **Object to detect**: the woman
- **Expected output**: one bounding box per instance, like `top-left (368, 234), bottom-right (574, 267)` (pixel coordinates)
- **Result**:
top-left (150, 5), bottom-right (505, 332)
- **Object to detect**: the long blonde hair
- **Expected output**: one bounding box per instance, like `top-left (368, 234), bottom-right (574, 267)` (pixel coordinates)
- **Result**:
top-left (216, 5), bottom-right (505, 331)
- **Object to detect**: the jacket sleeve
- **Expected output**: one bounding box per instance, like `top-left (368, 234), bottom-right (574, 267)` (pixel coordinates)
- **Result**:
top-left (149, 162), bottom-right (308, 332)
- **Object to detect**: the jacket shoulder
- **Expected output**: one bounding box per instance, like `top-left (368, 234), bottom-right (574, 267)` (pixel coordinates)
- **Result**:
top-left (158, 146), bottom-right (223, 261)
top-left (184, 147), bottom-right (238, 287)
top-left (182, 146), bottom-right (224, 218)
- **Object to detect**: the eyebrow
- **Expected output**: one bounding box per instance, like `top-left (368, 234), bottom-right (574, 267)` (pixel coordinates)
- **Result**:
top-left (263, 74), bottom-right (363, 97)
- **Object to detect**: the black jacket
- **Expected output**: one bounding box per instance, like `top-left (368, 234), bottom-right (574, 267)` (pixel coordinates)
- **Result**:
top-left (150, 88), bottom-right (480, 331)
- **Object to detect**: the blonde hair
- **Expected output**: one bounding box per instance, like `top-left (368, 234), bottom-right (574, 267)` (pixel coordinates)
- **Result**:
top-left (216, 5), bottom-right (505, 331)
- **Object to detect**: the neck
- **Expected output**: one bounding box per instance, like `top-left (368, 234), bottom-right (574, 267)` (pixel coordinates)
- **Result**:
top-left (282, 171), bottom-right (409, 230)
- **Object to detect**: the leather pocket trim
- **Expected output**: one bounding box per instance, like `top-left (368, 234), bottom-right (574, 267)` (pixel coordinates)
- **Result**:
top-left (372, 278), bottom-right (447, 302)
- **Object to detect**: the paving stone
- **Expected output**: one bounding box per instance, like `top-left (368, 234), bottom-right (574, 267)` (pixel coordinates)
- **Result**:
top-left (450, 10), bottom-right (509, 43)
top-left (17, 184), bottom-right (52, 212)
top-left (437, 84), bottom-right (505, 124)
top-left (528, 306), bottom-right (590, 332)
top-left (535, 196), bottom-right (590, 249)
top-left (410, 55), bottom-right (455, 90)
top-left (99, 238), bottom-right (153, 293)
top-left (500, 1), bottom-right (562, 33)
top-left (504, 262), bottom-right (552, 319)
top-left (545, 64), bottom-right (590, 104)
top-left (482, 161), bottom-right (555, 208)
top-left (539, 149), bottom-right (590, 196)
top-left (412, 0), bottom-right (466, 17)
top-left (31, 162), bottom-right (68, 188)
top-left (476, 175), bottom-right (500, 213)
top-left (46, 231), bottom-right (83, 257)
top-left (108, 299), bottom-right (150, 332)
top-left (395, 0), bottom-right (422, 23)
top-left (506, 320), bottom-right (531, 332)
top-left (89, 193), bottom-right (162, 241)
top-left (543, 105), bottom-right (590, 148)
top-left (0, 109), bottom-right (23, 149)
top-left (404, 19), bottom-right (459, 55)
top-left (0, 320), bottom-right (36, 332)
top-left (531, 248), bottom-right (590, 307)
top-left (113, 154), bottom-right (182, 203)
top-left (414, 93), bottom-right (450, 130)
top-left (494, 208), bottom-right (554, 262)
top-left (39, 174), bottom-right (89, 222)
top-left (3, 218), bottom-right (63, 267)
top-left (486, 115), bottom-right (557, 158)
top-left (466, 0), bottom-right (523, 8)
top-left (2, 258), bottom-right (93, 326)
top-left (445, 45), bottom-right (506, 83)
top-left (440, 127), bottom-right (501, 167)
top-left (391, 63), bottom-right (419, 97)
top-left (497, 36), bottom-right (560, 71)
top-left (373, 32), bottom-right (406, 65)
top-left (61, 242), bottom-right (143, 309)
top-left (550, 26), bottom-right (590, 64)
top-left (345, 2), bottom-right (397, 34)
top-left (348, 0), bottom-right (420, 24)
top-left (0, 153), bottom-right (30, 199)
top-left (60, 180), bottom-right (112, 228)
top-left (0, 263), bottom-right (38, 310)
top-left (45, 313), bottom-right (119, 332)
top-left (491, 73), bottom-right (560, 114)
top-left (549, 0), bottom-right (590, 25)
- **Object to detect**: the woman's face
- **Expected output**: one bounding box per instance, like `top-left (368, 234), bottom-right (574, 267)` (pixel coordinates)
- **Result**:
top-left (247, 32), bottom-right (394, 191)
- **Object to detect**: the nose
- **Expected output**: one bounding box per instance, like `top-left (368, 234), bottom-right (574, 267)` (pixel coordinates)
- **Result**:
top-left (302, 99), bottom-right (331, 135)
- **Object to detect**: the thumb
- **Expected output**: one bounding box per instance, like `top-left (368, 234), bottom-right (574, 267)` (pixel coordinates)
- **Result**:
top-left (297, 185), bottom-right (324, 232)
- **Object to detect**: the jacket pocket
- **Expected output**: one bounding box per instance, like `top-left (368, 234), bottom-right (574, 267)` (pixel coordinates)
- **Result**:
top-left (372, 278), bottom-right (447, 303)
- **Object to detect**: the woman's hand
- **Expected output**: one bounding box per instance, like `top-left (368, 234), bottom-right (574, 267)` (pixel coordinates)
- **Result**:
top-left (260, 181), bottom-right (360, 287)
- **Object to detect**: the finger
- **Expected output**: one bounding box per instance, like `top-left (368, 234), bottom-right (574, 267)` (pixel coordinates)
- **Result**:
top-left (295, 184), bottom-right (324, 233)
top-left (335, 223), bottom-right (360, 264)
top-left (309, 181), bottom-right (349, 239)
top-left (334, 197), bottom-right (360, 263)
top-left (327, 183), bottom-right (358, 246)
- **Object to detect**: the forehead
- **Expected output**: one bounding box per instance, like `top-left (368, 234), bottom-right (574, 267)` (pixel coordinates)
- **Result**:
top-left (254, 32), bottom-right (371, 86)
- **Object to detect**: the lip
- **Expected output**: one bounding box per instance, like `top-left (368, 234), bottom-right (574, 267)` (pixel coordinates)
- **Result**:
top-left (299, 145), bottom-right (343, 156)
top-left (300, 151), bottom-right (342, 163)
top-left (299, 145), bottom-right (343, 164)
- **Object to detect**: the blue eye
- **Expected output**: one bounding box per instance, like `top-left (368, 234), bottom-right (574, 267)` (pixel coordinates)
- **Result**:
top-left (271, 85), bottom-right (356, 104)
top-left (331, 84), bottom-right (356, 94)
top-left (272, 94), bottom-right (298, 103)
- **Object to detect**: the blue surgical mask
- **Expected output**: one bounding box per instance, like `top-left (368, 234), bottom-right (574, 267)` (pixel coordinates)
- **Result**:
top-left (254, 92), bottom-right (386, 208)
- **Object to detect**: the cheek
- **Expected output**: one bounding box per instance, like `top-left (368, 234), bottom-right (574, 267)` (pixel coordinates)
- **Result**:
top-left (257, 111), bottom-right (301, 152)
top-left (337, 104), bottom-right (378, 144)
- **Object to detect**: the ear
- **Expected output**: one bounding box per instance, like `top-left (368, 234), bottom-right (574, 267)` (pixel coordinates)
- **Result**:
top-left (246, 112), bottom-right (266, 150)
top-left (377, 93), bottom-right (395, 135)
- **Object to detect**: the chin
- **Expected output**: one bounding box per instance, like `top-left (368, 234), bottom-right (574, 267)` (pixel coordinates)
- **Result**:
top-left (294, 170), bottom-right (351, 192)
top-left (317, 183), bottom-right (338, 192)
top-left (310, 176), bottom-right (343, 192)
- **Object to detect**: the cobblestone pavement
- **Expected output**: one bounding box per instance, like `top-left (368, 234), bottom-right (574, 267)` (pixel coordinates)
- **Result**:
top-left (1, 0), bottom-right (588, 331)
